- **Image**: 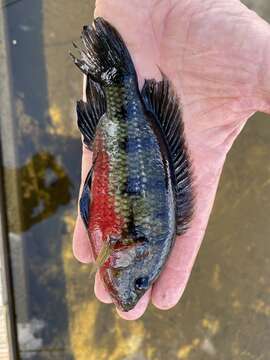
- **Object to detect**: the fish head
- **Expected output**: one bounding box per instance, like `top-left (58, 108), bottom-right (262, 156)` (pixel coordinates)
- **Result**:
top-left (101, 242), bottom-right (152, 312)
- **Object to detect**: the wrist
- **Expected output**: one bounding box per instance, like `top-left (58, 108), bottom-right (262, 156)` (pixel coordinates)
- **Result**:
top-left (248, 13), bottom-right (270, 114)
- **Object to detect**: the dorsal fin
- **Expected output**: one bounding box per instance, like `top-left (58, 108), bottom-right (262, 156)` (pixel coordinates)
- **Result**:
top-left (141, 77), bottom-right (194, 235)
top-left (77, 75), bottom-right (106, 149)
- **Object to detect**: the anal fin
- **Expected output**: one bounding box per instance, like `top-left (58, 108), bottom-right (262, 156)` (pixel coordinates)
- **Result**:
top-left (80, 167), bottom-right (93, 230)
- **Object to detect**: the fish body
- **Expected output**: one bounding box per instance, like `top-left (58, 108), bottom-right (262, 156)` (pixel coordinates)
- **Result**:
top-left (72, 18), bottom-right (193, 311)
top-left (90, 78), bottom-right (176, 309)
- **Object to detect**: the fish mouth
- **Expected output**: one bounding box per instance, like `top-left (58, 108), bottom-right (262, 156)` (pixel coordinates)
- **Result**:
top-left (109, 287), bottom-right (141, 312)
top-left (101, 268), bottom-right (140, 312)
top-left (112, 288), bottom-right (148, 312)
top-left (113, 297), bottom-right (138, 312)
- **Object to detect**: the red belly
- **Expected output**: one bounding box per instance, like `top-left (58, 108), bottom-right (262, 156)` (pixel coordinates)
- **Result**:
top-left (88, 135), bottom-right (123, 258)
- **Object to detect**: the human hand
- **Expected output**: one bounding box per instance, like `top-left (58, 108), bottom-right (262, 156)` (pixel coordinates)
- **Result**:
top-left (73, 0), bottom-right (270, 320)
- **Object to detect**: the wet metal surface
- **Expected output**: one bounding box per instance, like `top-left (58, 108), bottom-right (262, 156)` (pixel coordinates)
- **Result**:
top-left (1, 0), bottom-right (270, 359)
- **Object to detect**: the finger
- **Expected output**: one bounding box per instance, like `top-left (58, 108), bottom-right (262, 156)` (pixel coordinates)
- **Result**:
top-left (72, 216), bottom-right (93, 263)
top-left (152, 164), bottom-right (223, 309)
top-left (151, 231), bottom-right (198, 310)
top-left (116, 289), bottom-right (151, 321)
top-left (72, 144), bottom-right (93, 262)
top-left (72, 73), bottom-right (93, 260)
top-left (94, 271), bottom-right (112, 304)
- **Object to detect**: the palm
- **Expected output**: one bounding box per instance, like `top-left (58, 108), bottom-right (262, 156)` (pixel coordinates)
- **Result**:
top-left (73, 0), bottom-right (270, 319)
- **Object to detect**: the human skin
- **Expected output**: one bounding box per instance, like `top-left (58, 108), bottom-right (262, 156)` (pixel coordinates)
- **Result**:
top-left (73, 0), bottom-right (270, 320)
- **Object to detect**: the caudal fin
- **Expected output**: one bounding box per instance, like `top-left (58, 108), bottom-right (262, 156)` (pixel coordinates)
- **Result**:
top-left (70, 17), bottom-right (136, 85)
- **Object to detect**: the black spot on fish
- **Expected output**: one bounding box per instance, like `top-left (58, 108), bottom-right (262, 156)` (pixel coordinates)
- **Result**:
top-left (134, 277), bottom-right (149, 291)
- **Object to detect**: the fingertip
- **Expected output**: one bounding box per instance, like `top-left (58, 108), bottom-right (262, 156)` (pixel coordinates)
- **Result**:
top-left (94, 271), bottom-right (112, 304)
top-left (151, 266), bottom-right (189, 310)
top-left (152, 227), bottom-right (202, 310)
top-left (116, 289), bottom-right (151, 321)
top-left (72, 216), bottom-right (93, 263)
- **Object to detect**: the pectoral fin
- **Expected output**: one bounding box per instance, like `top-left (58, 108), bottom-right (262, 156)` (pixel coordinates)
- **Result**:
top-left (89, 241), bottom-right (113, 278)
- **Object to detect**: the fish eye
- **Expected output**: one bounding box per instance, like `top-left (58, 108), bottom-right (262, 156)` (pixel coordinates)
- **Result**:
top-left (134, 276), bottom-right (149, 291)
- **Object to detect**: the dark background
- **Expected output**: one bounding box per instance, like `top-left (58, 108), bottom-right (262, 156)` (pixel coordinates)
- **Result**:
top-left (1, 0), bottom-right (270, 359)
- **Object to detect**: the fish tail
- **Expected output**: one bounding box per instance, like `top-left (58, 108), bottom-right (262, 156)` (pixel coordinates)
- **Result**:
top-left (71, 17), bottom-right (136, 85)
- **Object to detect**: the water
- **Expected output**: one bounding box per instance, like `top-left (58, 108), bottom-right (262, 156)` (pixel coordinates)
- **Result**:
top-left (1, 0), bottom-right (270, 359)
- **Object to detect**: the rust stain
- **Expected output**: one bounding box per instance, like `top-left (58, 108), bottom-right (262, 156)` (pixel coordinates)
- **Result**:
top-left (177, 339), bottom-right (200, 359)
top-left (201, 318), bottom-right (220, 335)
top-left (251, 300), bottom-right (270, 317)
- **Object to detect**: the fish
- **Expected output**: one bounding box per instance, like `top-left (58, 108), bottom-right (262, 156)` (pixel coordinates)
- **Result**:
top-left (71, 17), bottom-right (194, 312)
